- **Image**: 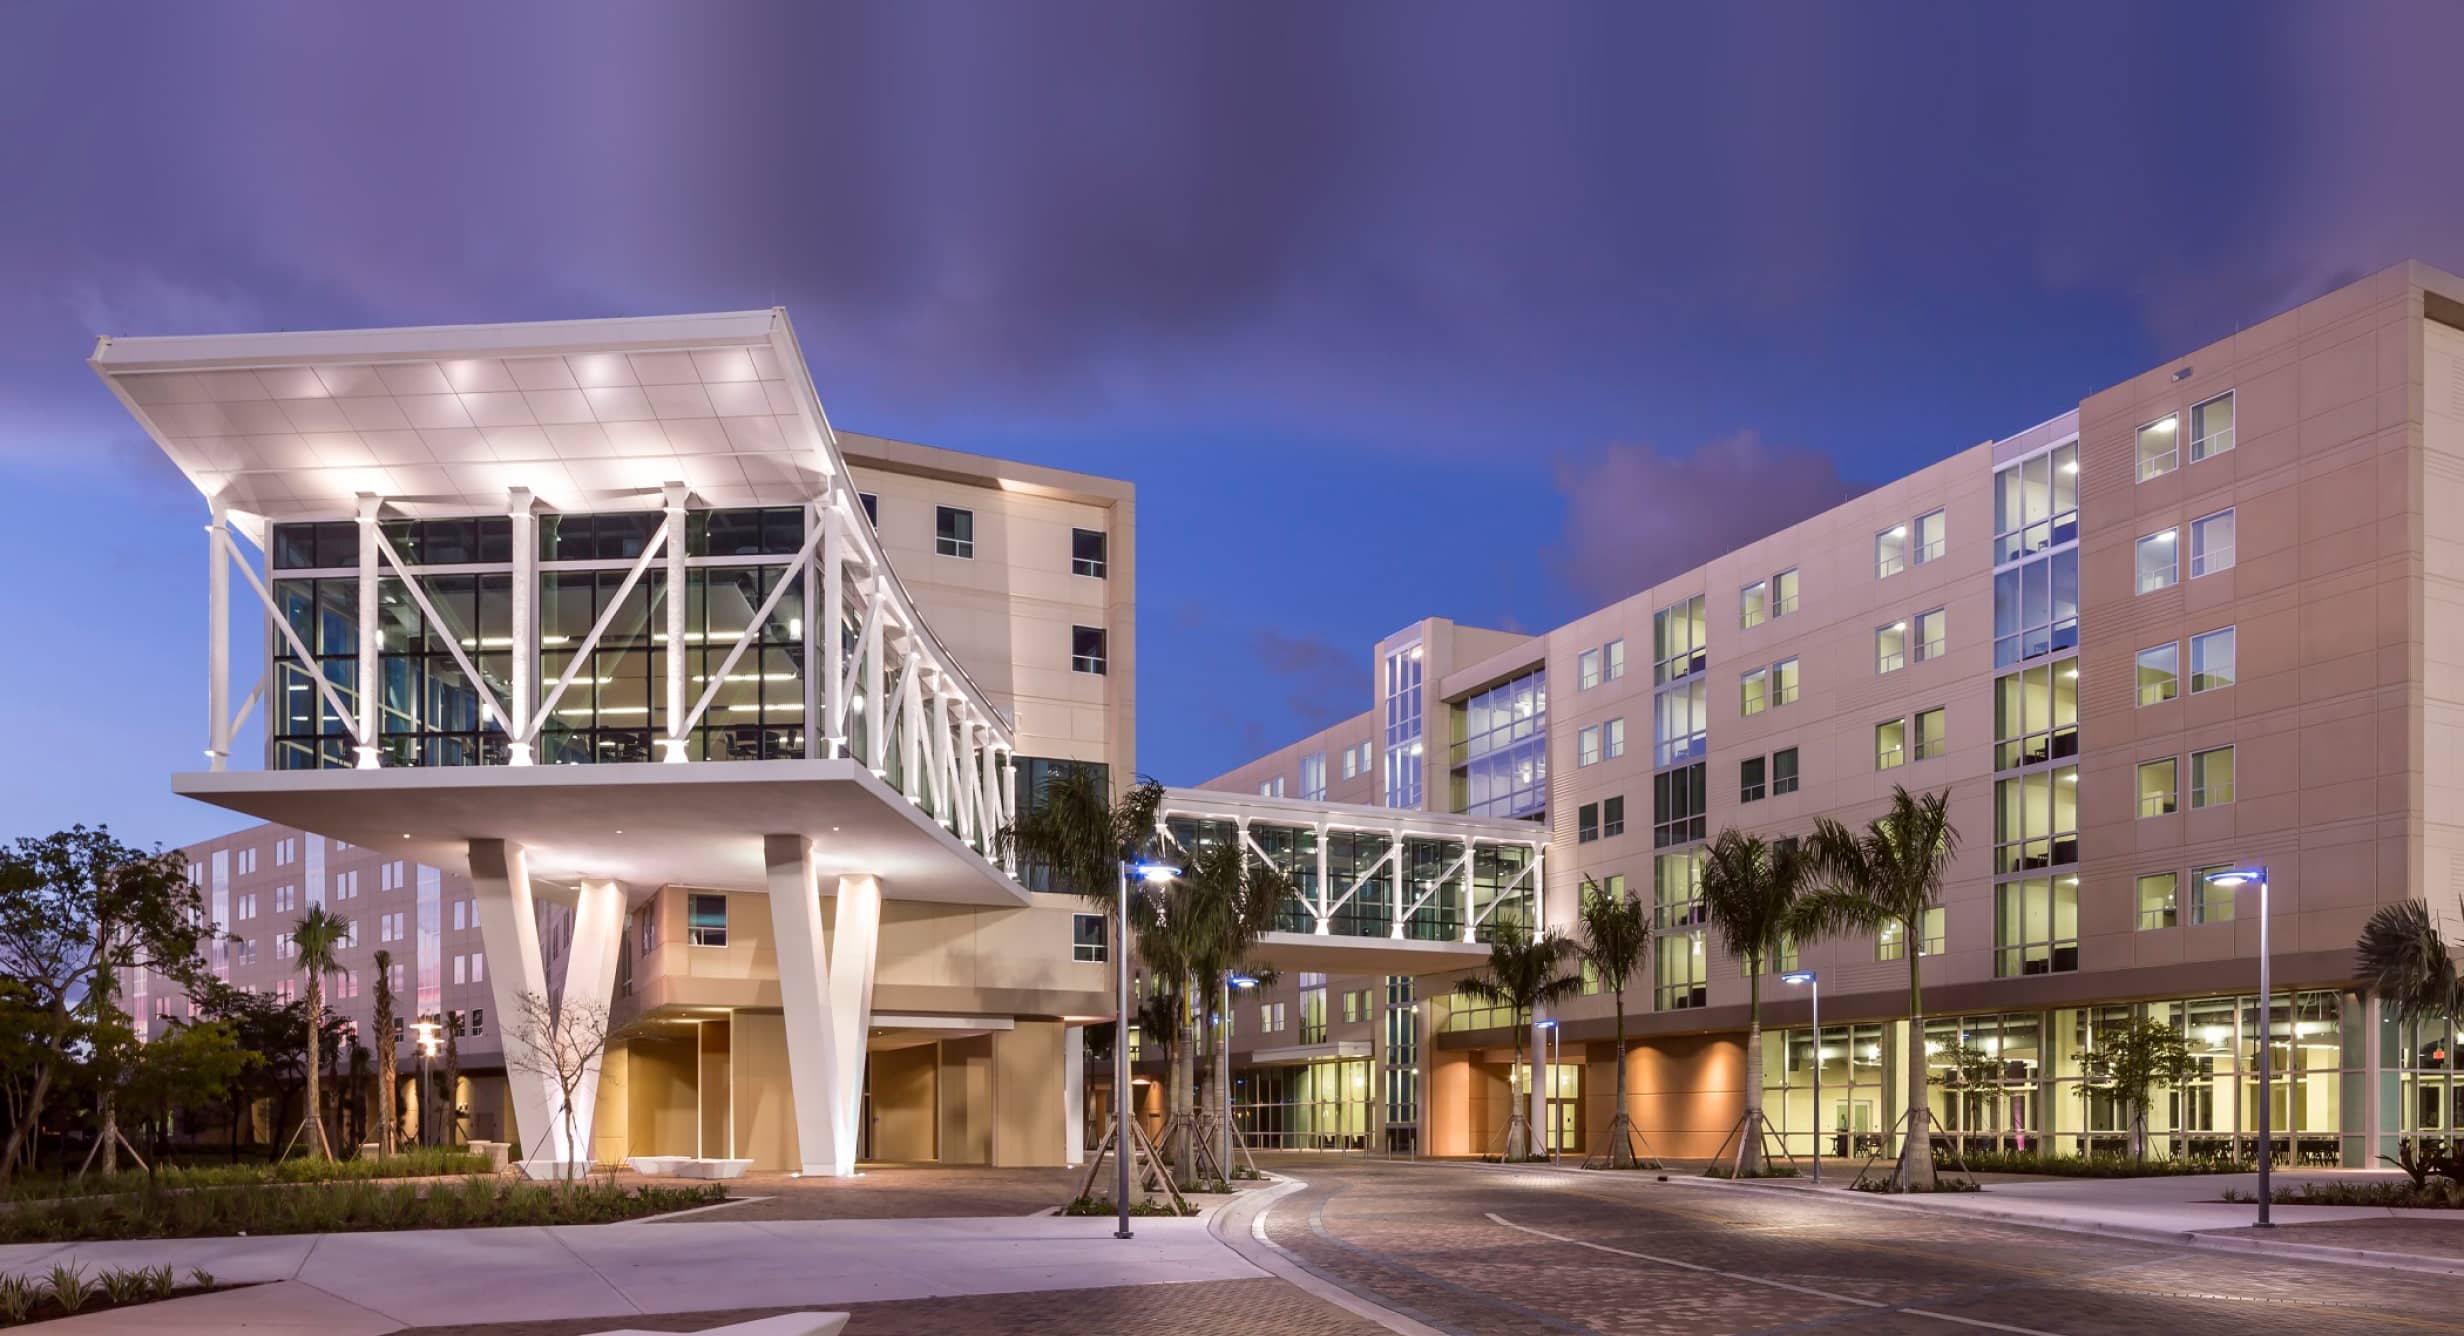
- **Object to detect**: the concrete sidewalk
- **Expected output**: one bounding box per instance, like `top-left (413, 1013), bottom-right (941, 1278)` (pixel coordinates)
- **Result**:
top-left (3, 1212), bottom-right (1262, 1333)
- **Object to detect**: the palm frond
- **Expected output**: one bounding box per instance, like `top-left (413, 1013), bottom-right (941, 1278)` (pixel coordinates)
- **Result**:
top-left (2357, 899), bottom-right (2461, 1024)
top-left (1574, 876), bottom-right (1650, 996)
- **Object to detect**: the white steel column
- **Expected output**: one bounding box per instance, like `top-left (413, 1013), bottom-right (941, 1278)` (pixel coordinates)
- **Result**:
top-left (819, 500), bottom-right (843, 759)
top-left (354, 494), bottom-right (381, 768)
top-left (1314, 825), bottom-right (1332, 933)
top-left (862, 584), bottom-right (886, 771)
top-left (206, 505), bottom-right (230, 771)
top-left (467, 840), bottom-right (558, 1177)
top-left (507, 488), bottom-right (535, 764)
top-left (1064, 1024), bottom-right (1087, 1166)
top-left (661, 482), bottom-right (689, 763)
top-left (763, 836), bottom-right (882, 1177)
top-left (560, 877), bottom-right (627, 1167)
top-left (1528, 1018), bottom-right (1547, 1154)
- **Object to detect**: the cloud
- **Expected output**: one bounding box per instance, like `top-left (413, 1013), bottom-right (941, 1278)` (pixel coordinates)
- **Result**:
top-left (1549, 432), bottom-right (1866, 612)
top-left (1249, 629), bottom-right (1363, 733)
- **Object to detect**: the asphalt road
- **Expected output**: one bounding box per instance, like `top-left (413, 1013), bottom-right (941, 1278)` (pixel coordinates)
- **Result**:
top-left (1250, 1156), bottom-right (2464, 1336)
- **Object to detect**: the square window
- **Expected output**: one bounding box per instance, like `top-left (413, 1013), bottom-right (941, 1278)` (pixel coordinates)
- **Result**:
top-left (687, 893), bottom-right (729, 947)
top-left (1876, 525), bottom-right (1907, 578)
top-left (1740, 755), bottom-right (1766, 803)
top-left (1071, 528), bottom-right (1108, 578)
top-left (1071, 625), bottom-right (1108, 675)
top-left (2190, 508), bottom-right (2235, 577)
top-left (2190, 745), bottom-right (2235, 808)
top-left (1771, 747), bottom-right (1799, 795)
top-left (2190, 392), bottom-right (2235, 462)
top-left (2136, 643), bottom-right (2180, 706)
top-left (2136, 872), bottom-right (2178, 930)
top-left (1072, 912), bottom-right (1108, 962)
top-left (2136, 758), bottom-right (2178, 818)
top-left (2190, 627), bottom-right (2236, 693)
top-left (1875, 718), bottom-right (1906, 770)
top-left (934, 505), bottom-right (974, 558)
top-left (1913, 508), bottom-right (1947, 565)
top-left (2136, 414), bottom-right (2179, 481)
top-left (2135, 530), bottom-right (2178, 594)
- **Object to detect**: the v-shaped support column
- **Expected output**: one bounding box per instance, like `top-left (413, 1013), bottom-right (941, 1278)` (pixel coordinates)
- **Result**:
top-left (764, 835), bottom-right (881, 1177)
top-left (468, 840), bottom-right (625, 1177)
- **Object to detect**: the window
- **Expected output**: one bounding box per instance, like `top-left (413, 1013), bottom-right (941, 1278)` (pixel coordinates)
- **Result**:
top-left (858, 492), bottom-right (878, 526)
top-left (1876, 524), bottom-right (1908, 578)
top-left (1913, 706), bottom-right (1946, 760)
top-left (1914, 608), bottom-right (1947, 663)
top-left (1071, 528), bottom-right (1108, 578)
top-left (276, 838), bottom-right (297, 866)
top-left (1877, 621), bottom-right (1907, 674)
top-left (1913, 508), bottom-right (1947, 565)
top-left (2136, 413), bottom-right (2179, 481)
top-left (1258, 776), bottom-right (1285, 797)
top-left (237, 893), bottom-right (256, 919)
top-left (1740, 667), bottom-right (1768, 717)
top-left (1653, 762), bottom-right (1706, 847)
top-left (1876, 718), bottom-right (1906, 770)
top-left (2190, 509), bottom-right (2235, 578)
top-left (1342, 746), bottom-right (1358, 780)
top-left (1300, 752), bottom-right (1327, 801)
top-left (1605, 639), bottom-right (1626, 681)
top-left (2192, 865), bottom-right (2236, 923)
top-left (934, 506), bottom-right (974, 558)
top-left (453, 955), bottom-right (466, 985)
top-left (1384, 645), bottom-right (1425, 808)
top-left (1601, 795), bottom-right (1625, 839)
top-left (452, 901), bottom-right (466, 931)
top-left (468, 1008), bottom-right (484, 1037)
top-left (1652, 596), bottom-right (1707, 683)
top-left (1741, 580), bottom-right (1768, 629)
top-left (1740, 755), bottom-right (1766, 802)
top-left (1992, 545), bottom-right (2079, 666)
top-left (637, 907), bottom-right (659, 954)
top-left (1072, 913), bottom-right (1107, 963)
top-left (2190, 627), bottom-right (2236, 693)
top-left (1577, 802), bottom-right (1600, 843)
top-left (1654, 678), bottom-right (1707, 765)
top-left (1771, 747), bottom-right (1798, 795)
top-left (2135, 530), bottom-right (2178, 593)
top-left (2137, 872), bottom-right (2179, 930)
top-left (1604, 718), bottom-right (1625, 760)
top-left (1579, 648), bottom-right (1601, 690)
top-left (2190, 392), bottom-right (2235, 463)
top-left (2136, 644), bottom-right (2180, 706)
top-left (238, 847), bottom-right (258, 875)
top-left (1579, 725), bottom-right (1602, 767)
top-left (1770, 658), bottom-right (1799, 707)
top-left (1771, 569), bottom-right (1799, 619)
top-left (687, 893), bottom-right (729, 947)
top-left (2136, 758), bottom-right (2178, 818)
top-left (1993, 766), bottom-right (2078, 872)
top-left (2190, 746), bottom-right (2235, 808)
top-left (1876, 907), bottom-right (1945, 961)
top-left (1071, 626), bottom-right (1108, 675)
top-left (1995, 874), bottom-right (2079, 976)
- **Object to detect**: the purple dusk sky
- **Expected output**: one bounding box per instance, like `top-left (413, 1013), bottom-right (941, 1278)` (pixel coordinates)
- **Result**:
top-left (2, 2), bottom-right (2460, 847)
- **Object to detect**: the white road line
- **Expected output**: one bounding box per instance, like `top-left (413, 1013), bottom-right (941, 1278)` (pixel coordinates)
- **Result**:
top-left (1483, 1213), bottom-right (2067, 1336)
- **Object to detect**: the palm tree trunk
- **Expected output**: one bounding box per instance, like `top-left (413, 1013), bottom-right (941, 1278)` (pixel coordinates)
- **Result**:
top-left (99, 1093), bottom-right (120, 1177)
top-left (1740, 965), bottom-right (1764, 1173)
top-left (1894, 935), bottom-right (1935, 1189)
top-left (1214, 978), bottom-right (1233, 1181)
top-left (1508, 1012), bottom-right (1529, 1159)
top-left (1173, 982), bottom-right (1196, 1185)
top-left (1612, 991), bottom-right (1631, 1166)
top-left (305, 981), bottom-right (330, 1160)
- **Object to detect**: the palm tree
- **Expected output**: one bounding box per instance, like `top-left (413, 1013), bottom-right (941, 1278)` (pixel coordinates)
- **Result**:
top-left (1573, 877), bottom-right (1652, 1169)
top-left (1179, 839), bottom-right (1289, 1182)
top-left (1128, 874), bottom-right (1209, 1184)
top-left (1455, 921), bottom-right (1580, 1160)
top-left (1796, 785), bottom-right (1959, 1190)
top-left (2358, 899), bottom-right (2462, 1168)
top-left (442, 1011), bottom-right (466, 1146)
top-left (371, 948), bottom-right (398, 1156)
top-left (289, 906), bottom-right (351, 1160)
top-left (1699, 829), bottom-right (1808, 1174)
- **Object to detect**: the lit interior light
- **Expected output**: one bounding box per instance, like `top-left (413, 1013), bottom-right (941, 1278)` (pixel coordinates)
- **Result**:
top-left (2062, 461), bottom-right (2079, 474)
top-left (1889, 526), bottom-right (1907, 538)
top-left (2149, 418), bottom-right (2177, 433)
top-left (2152, 529), bottom-right (2176, 542)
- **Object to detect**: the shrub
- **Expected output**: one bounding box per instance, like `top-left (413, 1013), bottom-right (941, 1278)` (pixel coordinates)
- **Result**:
top-left (1851, 1177), bottom-right (1981, 1194)
top-left (0, 1180), bottom-right (725, 1245)
top-left (3, 1147), bottom-right (492, 1203)
top-left (2223, 1180), bottom-right (2464, 1209)
top-left (1058, 1195), bottom-right (1196, 1217)
top-left (1703, 1165), bottom-right (1799, 1179)
top-left (43, 1263), bottom-right (93, 1314)
top-left (1951, 1148), bottom-right (2252, 1178)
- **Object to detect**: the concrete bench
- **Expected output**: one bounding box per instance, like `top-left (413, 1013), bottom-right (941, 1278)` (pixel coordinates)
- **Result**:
top-left (592, 1315), bottom-right (846, 1336)
top-left (626, 1155), bottom-right (690, 1177)
top-left (678, 1158), bottom-right (754, 1180)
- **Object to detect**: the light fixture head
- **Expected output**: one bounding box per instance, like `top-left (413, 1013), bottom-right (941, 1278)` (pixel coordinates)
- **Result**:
top-left (1229, 974), bottom-right (1259, 989)
top-left (1132, 862), bottom-right (1181, 883)
top-left (1780, 970), bottom-right (1816, 985)
top-left (1535, 1019), bottom-right (1558, 1029)
top-left (2205, 868), bottom-right (2263, 887)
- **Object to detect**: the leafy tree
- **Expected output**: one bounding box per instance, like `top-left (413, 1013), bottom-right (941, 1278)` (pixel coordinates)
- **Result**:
top-left (115, 1017), bottom-right (255, 1176)
top-left (371, 948), bottom-right (400, 1155)
top-left (288, 907), bottom-right (351, 1159)
top-left (1796, 785), bottom-right (1960, 1190)
top-left (1699, 829), bottom-right (1807, 1173)
top-left (0, 827), bottom-right (209, 1184)
top-left (1455, 921), bottom-right (1579, 1160)
top-left (1572, 876), bottom-right (1651, 1168)
top-left (2076, 1018), bottom-right (2201, 1161)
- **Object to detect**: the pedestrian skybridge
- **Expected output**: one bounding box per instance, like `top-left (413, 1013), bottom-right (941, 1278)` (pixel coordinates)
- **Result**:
top-left (1157, 788), bottom-right (1545, 975)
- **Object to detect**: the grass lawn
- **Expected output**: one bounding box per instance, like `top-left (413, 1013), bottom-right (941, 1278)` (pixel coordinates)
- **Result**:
top-left (0, 1178), bottom-right (725, 1245)
top-left (3, 1148), bottom-right (492, 1202)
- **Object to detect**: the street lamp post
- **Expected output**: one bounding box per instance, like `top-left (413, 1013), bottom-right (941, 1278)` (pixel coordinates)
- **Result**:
top-left (1116, 860), bottom-right (1179, 1241)
top-left (1782, 971), bottom-right (1819, 1185)
top-left (2208, 867), bottom-right (2272, 1227)
top-left (1536, 1020), bottom-right (1561, 1163)
top-left (410, 1018), bottom-right (441, 1149)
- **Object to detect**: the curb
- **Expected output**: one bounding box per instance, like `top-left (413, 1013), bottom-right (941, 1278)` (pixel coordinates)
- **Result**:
top-left (1208, 1173), bottom-right (1452, 1336)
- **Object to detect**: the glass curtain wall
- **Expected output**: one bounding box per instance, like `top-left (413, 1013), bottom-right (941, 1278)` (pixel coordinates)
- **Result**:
top-left (1452, 667), bottom-right (1548, 818)
top-left (1234, 1060), bottom-right (1373, 1151)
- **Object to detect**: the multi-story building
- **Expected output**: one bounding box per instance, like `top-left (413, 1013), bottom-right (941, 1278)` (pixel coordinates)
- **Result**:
top-left (1205, 260), bottom-right (2464, 1168)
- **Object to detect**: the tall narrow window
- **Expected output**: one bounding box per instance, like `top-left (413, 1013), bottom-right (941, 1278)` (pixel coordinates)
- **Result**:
top-left (1071, 528), bottom-right (1108, 578)
top-left (2190, 627), bottom-right (2236, 693)
top-left (2136, 872), bottom-right (2178, 930)
top-left (1579, 648), bottom-right (1602, 690)
top-left (1604, 717), bottom-right (1626, 760)
top-left (2190, 509), bottom-right (2235, 577)
top-left (935, 505), bottom-right (974, 558)
top-left (858, 492), bottom-right (879, 526)
top-left (1577, 801), bottom-right (1600, 843)
top-left (2136, 414), bottom-right (2179, 481)
top-left (1875, 718), bottom-right (1907, 771)
top-left (1914, 608), bottom-right (1948, 662)
top-left (2192, 865), bottom-right (2236, 923)
top-left (1771, 747), bottom-right (1799, 795)
top-left (1604, 639), bottom-right (1626, 681)
top-left (1601, 795), bottom-right (1625, 838)
top-left (1653, 596), bottom-right (1708, 683)
top-left (1913, 508), bottom-right (1947, 565)
top-left (2135, 530), bottom-right (2178, 593)
top-left (1071, 625), bottom-right (1108, 675)
top-left (2136, 643), bottom-right (2180, 706)
top-left (1876, 525), bottom-right (1908, 578)
top-left (1877, 621), bottom-right (1908, 674)
top-left (1300, 751), bottom-right (1327, 801)
top-left (2190, 746), bottom-right (2235, 808)
top-left (1771, 658), bottom-right (1800, 706)
top-left (2136, 758), bottom-right (2178, 817)
top-left (1740, 755), bottom-right (1767, 802)
top-left (1913, 706), bottom-right (1946, 760)
top-left (2190, 391), bottom-right (2235, 463)
top-left (1740, 667), bottom-right (1769, 717)
top-left (1578, 725), bottom-right (1602, 767)
top-left (1771, 569), bottom-right (1800, 618)
top-left (1741, 580), bottom-right (1769, 629)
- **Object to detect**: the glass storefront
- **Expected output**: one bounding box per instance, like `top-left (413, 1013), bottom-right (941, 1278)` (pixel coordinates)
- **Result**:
top-left (1234, 1060), bottom-right (1373, 1151)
